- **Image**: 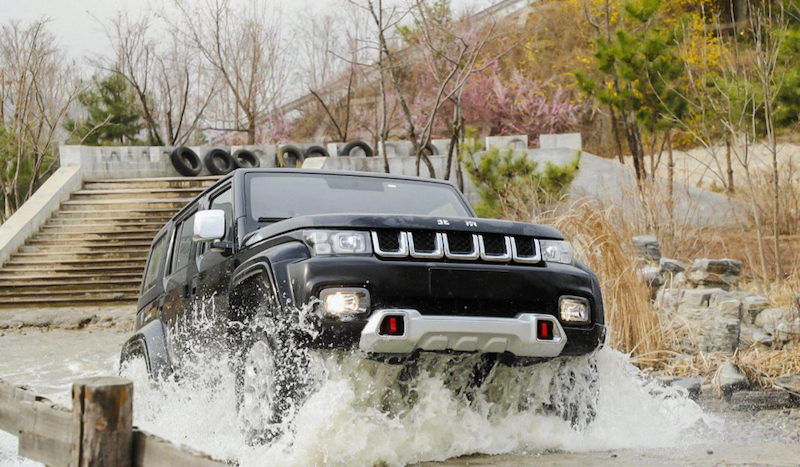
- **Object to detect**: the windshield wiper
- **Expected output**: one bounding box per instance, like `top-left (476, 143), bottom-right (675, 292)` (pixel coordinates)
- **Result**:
top-left (257, 217), bottom-right (289, 223)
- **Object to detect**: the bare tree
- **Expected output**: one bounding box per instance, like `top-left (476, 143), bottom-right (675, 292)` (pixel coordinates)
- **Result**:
top-left (99, 11), bottom-right (217, 146)
top-left (172, 0), bottom-right (291, 144)
top-left (0, 19), bottom-right (81, 222)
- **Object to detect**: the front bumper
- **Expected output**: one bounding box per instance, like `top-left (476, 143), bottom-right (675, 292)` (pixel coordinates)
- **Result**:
top-left (359, 309), bottom-right (567, 358)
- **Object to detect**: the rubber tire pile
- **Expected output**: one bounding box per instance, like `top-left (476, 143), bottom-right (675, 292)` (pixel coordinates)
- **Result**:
top-left (169, 141), bottom-right (439, 176)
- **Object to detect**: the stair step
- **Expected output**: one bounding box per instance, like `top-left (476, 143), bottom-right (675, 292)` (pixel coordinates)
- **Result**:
top-left (47, 217), bottom-right (172, 226)
top-left (0, 295), bottom-right (138, 308)
top-left (0, 287), bottom-right (139, 297)
top-left (0, 279), bottom-right (141, 292)
top-left (54, 209), bottom-right (179, 219)
top-left (28, 236), bottom-right (156, 245)
top-left (41, 223), bottom-right (165, 232)
top-left (15, 248), bottom-right (150, 257)
top-left (61, 199), bottom-right (194, 211)
top-left (36, 227), bottom-right (161, 241)
top-left (84, 176), bottom-right (220, 190)
top-left (0, 272), bottom-right (142, 282)
top-left (71, 188), bottom-right (205, 201)
top-left (0, 266), bottom-right (144, 276)
top-left (4, 258), bottom-right (146, 268)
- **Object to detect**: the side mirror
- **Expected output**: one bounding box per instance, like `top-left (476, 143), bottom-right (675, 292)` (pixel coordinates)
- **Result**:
top-left (193, 210), bottom-right (225, 242)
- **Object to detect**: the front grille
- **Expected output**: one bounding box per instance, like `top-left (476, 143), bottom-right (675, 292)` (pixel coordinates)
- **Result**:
top-left (409, 230), bottom-right (436, 252)
top-left (481, 234), bottom-right (507, 255)
top-left (376, 230), bottom-right (401, 251)
top-left (514, 236), bottom-right (535, 256)
top-left (445, 232), bottom-right (474, 254)
top-left (372, 230), bottom-right (543, 265)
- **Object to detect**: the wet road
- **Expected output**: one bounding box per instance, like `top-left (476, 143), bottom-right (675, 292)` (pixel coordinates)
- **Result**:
top-left (1, 328), bottom-right (798, 467)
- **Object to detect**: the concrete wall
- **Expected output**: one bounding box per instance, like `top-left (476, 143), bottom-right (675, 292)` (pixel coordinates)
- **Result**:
top-left (60, 145), bottom-right (283, 180)
top-left (0, 166), bottom-right (82, 267)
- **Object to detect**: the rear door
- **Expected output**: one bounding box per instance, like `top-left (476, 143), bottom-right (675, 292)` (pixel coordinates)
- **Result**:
top-left (162, 208), bottom-right (199, 357)
top-left (136, 227), bottom-right (171, 330)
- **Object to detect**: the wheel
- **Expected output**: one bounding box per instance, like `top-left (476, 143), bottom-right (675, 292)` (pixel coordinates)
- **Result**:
top-left (170, 147), bottom-right (202, 176)
top-left (203, 148), bottom-right (236, 175)
top-left (303, 145), bottom-right (330, 158)
top-left (421, 141), bottom-right (438, 155)
top-left (232, 149), bottom-right (260, 168)
top-left (277, 145), bottom-right (303, 167)
top-left (341, 140), bottom-right (374, 157)
top-left (236, 335), bottom-right (314, 444)
top-left (545, 357), bottom-right (598, 430)
top-left (238, 340), bottom-right (280, 443)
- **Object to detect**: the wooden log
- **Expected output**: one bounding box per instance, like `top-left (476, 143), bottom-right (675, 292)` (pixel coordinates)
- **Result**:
top-left (0, 378), bottom-right (37, 434)
top-left (71, 377), bottom-right (133, 467)
top-left (17, 399), bottom-right (74, 467)
top-left (132, 430), bottom-right (229, 467)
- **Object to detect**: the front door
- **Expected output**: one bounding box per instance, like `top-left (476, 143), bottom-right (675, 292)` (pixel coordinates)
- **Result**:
top-left (193, 185), bottom-right (235, 316)
top-left (162, 210), bottom-right (198, 359)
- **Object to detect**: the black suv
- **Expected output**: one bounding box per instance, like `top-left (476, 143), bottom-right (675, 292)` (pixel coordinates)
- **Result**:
top-left (121, 169), bottom-right (605, 431)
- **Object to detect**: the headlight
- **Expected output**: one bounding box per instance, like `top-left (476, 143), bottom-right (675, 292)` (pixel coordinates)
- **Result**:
top-left (540, 240), bottom-right (573, 264)
top-left (319, 288), bottom-right (370, 319)
top-left (559, 296), bottom-right (590, 323)
top-left (304, 230), bottom-right (372, 256)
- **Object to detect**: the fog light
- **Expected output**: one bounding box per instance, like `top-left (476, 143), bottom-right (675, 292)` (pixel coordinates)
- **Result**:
top-left (320, 288), bottom-right (370, 318)
top-left (559, 296), bottom-right (590, 323)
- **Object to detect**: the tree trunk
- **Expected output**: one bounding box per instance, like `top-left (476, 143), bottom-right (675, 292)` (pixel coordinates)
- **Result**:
top-left (609, 105), bottom-right (625, 164)
top-left (726, 136), bottom-right (735, 194)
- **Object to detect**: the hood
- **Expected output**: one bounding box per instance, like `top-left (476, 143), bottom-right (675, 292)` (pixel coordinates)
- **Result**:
top-left (244, 213), bottom-right (564, 247)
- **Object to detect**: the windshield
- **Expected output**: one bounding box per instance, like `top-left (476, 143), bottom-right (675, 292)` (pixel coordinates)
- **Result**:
top-left (246, 172), bottom-right (471, 222)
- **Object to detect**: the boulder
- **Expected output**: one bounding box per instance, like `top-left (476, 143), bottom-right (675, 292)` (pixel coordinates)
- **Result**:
top-left (755, 307), bottom-right (800, 345)
top-left (642, 265), bottom-right (665, 295)
top-left (660, 257), bottom-right (687, 274)
top-left (739, 323), bottom-right (773, 347)
top-left (671, 377), bottom-right (704, 400)
top-left (700, 316), bottom-right (741, 352)
top-left (687, 258), bottom-right (743, 291)
top-left (729, 391), bottom-right (796, 411)
top-left (741, 294), bottom-right (769, 324)
top-left (716, 360), bottom-right (749, 395)
top-left (633, 235), bottom-right (661, 262)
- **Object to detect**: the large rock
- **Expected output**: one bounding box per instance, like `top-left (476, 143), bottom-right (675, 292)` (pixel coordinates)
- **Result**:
top-left (660, 257), bottom-right (687, 274)
top-left (739, 323), bottom-right (773, 347)
top-left (641, 265), bottom-right (665, 296)
top-left (755, 307), bottom-right (800, 345)
top-left (716, 360), bottom-right (749, 395)
top-left (633, 235), bottom-right (661, 262)
top-left (687, 259), bottom-right (743, 290)
top-left (741, 294), bottom-right (769, 324)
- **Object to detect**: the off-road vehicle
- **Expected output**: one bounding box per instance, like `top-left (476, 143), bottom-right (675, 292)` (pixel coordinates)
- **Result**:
top-left (121, 169), bottom-right (605, 431)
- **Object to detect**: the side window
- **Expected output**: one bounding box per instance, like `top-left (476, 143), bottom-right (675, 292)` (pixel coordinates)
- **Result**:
top-left (210, 187), bottom-right (233, 241)
top-left (143, 234), bottom-right (168, 291)
top-left (170, 213), bottom-right (196, 275)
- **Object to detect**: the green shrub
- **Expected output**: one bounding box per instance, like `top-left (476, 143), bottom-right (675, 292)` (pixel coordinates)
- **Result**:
top-left (462, 136), bottom-right (580, 219)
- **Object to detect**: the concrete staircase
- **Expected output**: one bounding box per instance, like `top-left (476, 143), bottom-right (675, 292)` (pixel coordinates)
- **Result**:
top-left (0, 176), bottom-right (219, 309)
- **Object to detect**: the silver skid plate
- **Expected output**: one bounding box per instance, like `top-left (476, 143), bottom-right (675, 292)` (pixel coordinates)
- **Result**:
top-left (359, 309), bottom-right (567, 358)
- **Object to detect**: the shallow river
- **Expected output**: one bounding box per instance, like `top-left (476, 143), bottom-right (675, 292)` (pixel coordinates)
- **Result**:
top-left (0, 328), bottom-right (798, 467)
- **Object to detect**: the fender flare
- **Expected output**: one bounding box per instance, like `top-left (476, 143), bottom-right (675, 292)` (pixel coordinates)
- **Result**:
top-left (120, 319), bottom-right (174, 379)
top-left (232, 242), bottom-right (310, 309)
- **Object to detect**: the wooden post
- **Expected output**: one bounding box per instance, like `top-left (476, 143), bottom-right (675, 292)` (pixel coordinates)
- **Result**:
top-left (71, 377), bottom-right (133, 467)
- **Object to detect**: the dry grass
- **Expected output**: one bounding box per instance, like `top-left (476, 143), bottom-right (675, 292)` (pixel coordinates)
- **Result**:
top-left (534, 202), bottom-right (665, 356)
top-left (658, 347), bottom-right (800, 391)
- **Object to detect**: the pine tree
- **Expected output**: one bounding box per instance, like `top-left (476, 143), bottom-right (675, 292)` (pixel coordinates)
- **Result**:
top-left (64, 74), bottom-right (144, 145)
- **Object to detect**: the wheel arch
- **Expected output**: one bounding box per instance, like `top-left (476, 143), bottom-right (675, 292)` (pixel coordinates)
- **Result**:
top-left (120, 319), bottom-right (174, 379)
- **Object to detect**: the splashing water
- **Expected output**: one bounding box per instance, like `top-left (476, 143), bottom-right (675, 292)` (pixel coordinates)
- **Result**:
top-left (122, 301), bottom-right (712, 467)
